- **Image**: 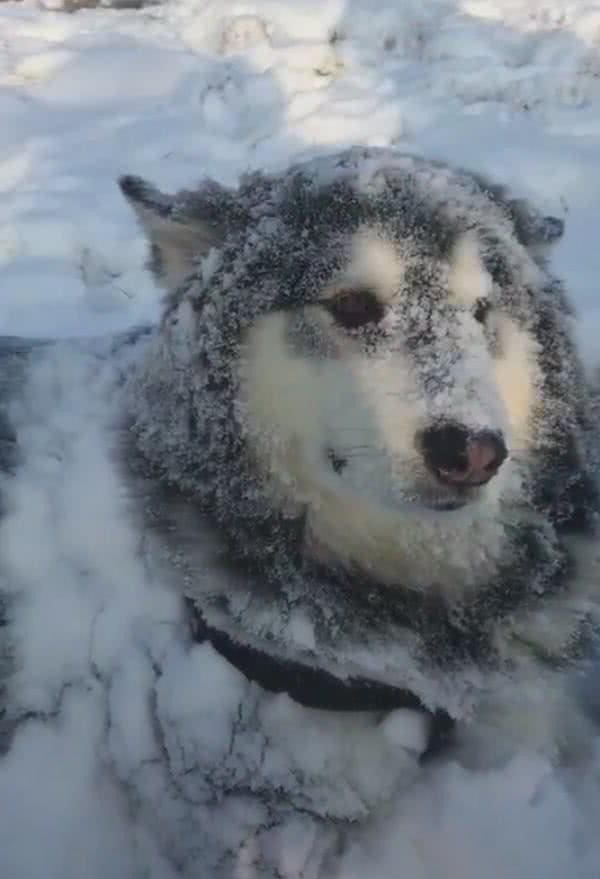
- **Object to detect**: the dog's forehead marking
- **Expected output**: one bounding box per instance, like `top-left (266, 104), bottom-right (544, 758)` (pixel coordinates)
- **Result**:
top-left (326, 227), bottom-right (405, 303)
top-left (447, 233), bottom-right (492, 307)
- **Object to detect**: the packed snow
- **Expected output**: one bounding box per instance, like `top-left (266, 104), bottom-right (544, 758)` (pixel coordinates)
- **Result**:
top-left (2, 0), bottom-right (600, 876)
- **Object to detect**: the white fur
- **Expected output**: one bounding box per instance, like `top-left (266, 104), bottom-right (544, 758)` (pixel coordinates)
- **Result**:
top-left (493, 315), bottom-right (541, 450)
top-left (238, 304), bottom-right (538, 595)
top-left (120, 158), bottom-right (600, 782)
top-left (324, 228), bottom-right (405, 302)
top-left (235, 213), bottom-right (544, 596)
top-left (447, 233), bottom-right (492, 307)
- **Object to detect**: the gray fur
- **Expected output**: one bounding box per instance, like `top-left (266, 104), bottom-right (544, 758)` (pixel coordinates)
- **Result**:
top-left (0, 149), bottom-right (597, 877)
top-left (285, 311), bottom-right (337, 358)
top-left (122, 147), bottom-right (600, 690)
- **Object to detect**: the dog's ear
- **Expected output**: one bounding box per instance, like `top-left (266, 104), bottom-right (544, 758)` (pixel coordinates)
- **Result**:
top-left (119, 175), bottom-right (227, 290)
top-left (503, 197), bottom-right (564, 257)
top-left (473, 174), bottom-right (565, 259)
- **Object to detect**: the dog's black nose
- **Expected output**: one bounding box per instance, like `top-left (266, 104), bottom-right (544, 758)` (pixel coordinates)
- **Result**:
top-left (419, 423), bottom-right (507, 486)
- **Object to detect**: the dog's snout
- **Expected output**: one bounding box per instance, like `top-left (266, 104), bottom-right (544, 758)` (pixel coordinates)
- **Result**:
top-left (419, 424), bottom-right (507, 487)
top-left (465, 431), bottom-right (507, 477)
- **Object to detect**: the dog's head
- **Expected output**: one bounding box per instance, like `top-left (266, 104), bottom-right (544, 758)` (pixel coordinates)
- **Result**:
top-left (120, 150), bottom-right (594, 590)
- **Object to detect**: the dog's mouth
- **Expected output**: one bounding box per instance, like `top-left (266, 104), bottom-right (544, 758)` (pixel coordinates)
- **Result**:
top-left (431, 466), bottom-right (494, 489)
top-left (424, 493), bottom-right (469, 512)
top-left (425, 468), bottom-right (488, 510)
top-left (326, 448), bottom-right (478, 513)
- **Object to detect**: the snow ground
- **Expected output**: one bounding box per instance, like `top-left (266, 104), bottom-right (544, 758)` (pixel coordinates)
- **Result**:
top-left (2, 0), bottom-right (600, 876)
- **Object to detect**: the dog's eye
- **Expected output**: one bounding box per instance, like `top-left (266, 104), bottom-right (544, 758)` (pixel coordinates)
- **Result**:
top-left (325, 288), bottom-right (384, 329)
top-left (473, 298), bottom-right (492, 324)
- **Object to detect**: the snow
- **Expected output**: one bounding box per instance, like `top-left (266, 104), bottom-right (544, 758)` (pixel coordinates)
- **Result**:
top-left (2, 0), bottom-right (600, 876)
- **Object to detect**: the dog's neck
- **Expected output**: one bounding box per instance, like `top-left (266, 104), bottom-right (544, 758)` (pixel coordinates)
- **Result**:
top-left (169, 466), bottom-right (570, 668)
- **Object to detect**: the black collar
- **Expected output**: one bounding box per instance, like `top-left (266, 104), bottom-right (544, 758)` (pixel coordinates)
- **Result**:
top-left (186, 598), bottom-right (454, 762)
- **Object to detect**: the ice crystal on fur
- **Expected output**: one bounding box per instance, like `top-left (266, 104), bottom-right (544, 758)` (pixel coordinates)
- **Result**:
top-left (122, 147), bottom-right (599, 699)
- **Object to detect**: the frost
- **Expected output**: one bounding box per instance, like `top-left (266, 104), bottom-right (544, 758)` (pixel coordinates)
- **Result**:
top-left (2, 1), bottom-right (600, 877)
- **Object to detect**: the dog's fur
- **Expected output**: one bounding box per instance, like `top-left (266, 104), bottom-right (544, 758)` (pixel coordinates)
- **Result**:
top-left (112, 148), bottom-right (600, 870)
top-left (1, 148), bottom-right (598, 879)
top-left (121, 148), bottom-right (599, 677)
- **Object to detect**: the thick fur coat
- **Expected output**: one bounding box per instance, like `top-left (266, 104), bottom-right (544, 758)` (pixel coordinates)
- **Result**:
top-left (1, 147), bottom-right (599, 878)
top-left (122, 148), bottom-right (600, 699)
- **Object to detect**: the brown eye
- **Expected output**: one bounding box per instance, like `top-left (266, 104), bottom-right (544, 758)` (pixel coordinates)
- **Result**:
top-left (325, 288), bottom-right (384, 329)
top-left (473, 298), bottom-right (491, 324)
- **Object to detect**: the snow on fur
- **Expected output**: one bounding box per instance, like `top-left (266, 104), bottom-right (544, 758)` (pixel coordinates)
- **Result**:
top-left (125, 147), bottom-right (599, 681)
top-left (3, 2), bottom-right (600, 878)
top-left (110, 147), bottom-right (600, 871)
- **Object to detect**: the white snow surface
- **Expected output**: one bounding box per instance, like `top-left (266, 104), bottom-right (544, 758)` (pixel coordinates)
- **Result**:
top-left (2, 0), bottom-right (600, 876)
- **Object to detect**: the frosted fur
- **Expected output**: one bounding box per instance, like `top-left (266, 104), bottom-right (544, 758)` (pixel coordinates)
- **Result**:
top-left (6, 5), bottom-right (600, 876)
top-left (86, 148), bottom-right (600, 873)
top-left (125, 147), bottom-right (600, 696)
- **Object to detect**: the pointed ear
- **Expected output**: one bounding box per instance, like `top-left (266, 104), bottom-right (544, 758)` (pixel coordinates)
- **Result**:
top-left (473, 173), bottom-right (565, 260)
top-left (503, 197), bottom-right (564, 258)
top-left (119, 174), bottom-right (225, 290)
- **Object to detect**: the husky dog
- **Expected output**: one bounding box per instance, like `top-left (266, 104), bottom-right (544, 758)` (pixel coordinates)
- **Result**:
top-left (119, 146), bottom-right (600, 798)
top-left (0, 145), bottom-right (598, 879)
top-left (2, 148), bottom-right (600, 879)
top-left (26, 146), bottom-right (591, 876)
top-left (121, 144), bottom-right (599, 661)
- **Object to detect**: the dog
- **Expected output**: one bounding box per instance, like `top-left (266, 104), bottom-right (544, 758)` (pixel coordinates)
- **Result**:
top-left (112, 147), bottom-right (600, 872)
top-left (1, 147), bottom-right (598, 878)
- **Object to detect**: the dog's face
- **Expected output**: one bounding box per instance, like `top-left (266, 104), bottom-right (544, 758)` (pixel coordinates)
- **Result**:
top-left (239, 227), bottom-right (539, 517)
top-left (120, 157), bottom-right (567, 588)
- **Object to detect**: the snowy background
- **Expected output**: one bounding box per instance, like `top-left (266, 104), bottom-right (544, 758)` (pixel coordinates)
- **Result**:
top-left (2, 0), bottom-right (600, 876)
